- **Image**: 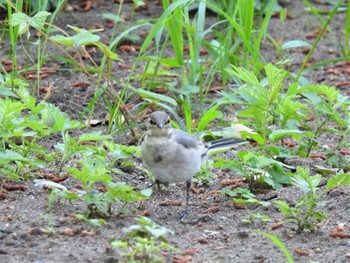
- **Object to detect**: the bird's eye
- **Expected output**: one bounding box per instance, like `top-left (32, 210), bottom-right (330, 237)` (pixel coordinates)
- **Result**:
top-left (150, 119), bottom-right (156, 125)
top-left (166, 119), bottom-right (170, 124)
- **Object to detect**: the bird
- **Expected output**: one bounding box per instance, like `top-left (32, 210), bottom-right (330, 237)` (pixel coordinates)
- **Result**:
top-left (141, 110), bottom-right (247, 219)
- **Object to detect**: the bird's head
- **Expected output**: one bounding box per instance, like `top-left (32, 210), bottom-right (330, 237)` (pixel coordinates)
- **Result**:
top-left (146, 111), bottom-right (172, 137)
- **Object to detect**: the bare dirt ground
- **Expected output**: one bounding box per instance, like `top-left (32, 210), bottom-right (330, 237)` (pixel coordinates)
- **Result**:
top-left (1, 1), bottom-right (350, 263)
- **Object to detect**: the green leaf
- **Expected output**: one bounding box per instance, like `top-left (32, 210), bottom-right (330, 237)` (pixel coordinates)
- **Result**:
top-left (282, 40), bottom-right (311, 49)
top-left (50, 35), bottom-right (74, 47)
top-left (10, 12), bottom-right (30, 27)
top-left (72, 31), bottom-right (100, 47)
top-left (176, 85), bottom-right (199, 95)
top-left (136, 89), bottom-right (177, 106)
top-left (269, 129), bottom-right (304, 141)
top-left (197, 109), bottom-right (222, 132)
top-left (78, 131), bottom-right (111, 142)
top-left (0, 149), bottom-right (28, 162)
top-left (255, 231), bottom-right (294, 263)
top-left (90, 42), bottom-right (122, 61)
top-left (326, 172), bottom-right (350, 190)
top-left (275, 200), bottom-right (292, 214)
top-left (101, 13), bottom-right (125, 23)
top-left (0, 88), bottom-right (18, 98)
top-left (31, 11), bottom-right (51, 29)
top-left (67, 25), bottom-right (103, 34)
top-left (241, 131), bottom-right (265, 145)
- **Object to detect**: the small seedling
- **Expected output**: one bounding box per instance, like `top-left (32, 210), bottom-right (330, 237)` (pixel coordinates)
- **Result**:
top-left (277, 168), bottom-right (350, 233)
top-left (111, 217), bottom-right (179, 262)
top-left (221, 187), bottom-right (270, 225)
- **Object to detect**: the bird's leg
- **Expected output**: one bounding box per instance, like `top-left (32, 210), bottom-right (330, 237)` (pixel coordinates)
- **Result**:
top-left (179, 180), bottom-right (191, 220)
top-left (149, 178), bottom-right (164, 194)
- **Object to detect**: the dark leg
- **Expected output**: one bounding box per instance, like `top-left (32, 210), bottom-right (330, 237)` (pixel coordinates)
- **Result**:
top-left (150, 178), bottom-right (162, 191)
top-left (179, 180), bottom-right (191, 220)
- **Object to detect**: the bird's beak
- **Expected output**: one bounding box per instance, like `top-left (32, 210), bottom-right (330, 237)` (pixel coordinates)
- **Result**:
top-left (157, 122), bottom-right (164, 129)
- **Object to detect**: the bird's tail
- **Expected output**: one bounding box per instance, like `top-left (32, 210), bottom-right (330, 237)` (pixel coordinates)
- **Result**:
top-left (207, 137), bottom-right (247, 154)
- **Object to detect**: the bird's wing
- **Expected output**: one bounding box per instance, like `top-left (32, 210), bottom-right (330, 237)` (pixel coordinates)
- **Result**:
top-left (171, 129), bottom-right (205, 150)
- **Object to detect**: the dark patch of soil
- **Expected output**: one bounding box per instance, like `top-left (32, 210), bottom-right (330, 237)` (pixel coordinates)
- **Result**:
top-left (1, 1), bottom-right (350, 263)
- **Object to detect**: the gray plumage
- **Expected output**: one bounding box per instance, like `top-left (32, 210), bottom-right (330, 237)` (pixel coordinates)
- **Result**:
top-left (141, 111), bottom-right (246, 218)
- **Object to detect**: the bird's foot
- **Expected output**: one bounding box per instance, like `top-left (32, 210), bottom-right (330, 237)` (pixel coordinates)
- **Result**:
top-left (178, 209), bottom-right (188, 221)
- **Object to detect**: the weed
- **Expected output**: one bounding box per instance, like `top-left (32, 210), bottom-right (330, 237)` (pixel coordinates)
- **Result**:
top-left (0, 85), bottom-right (79, 183)
top-left (214, 151), bottom-right (290, 190)
top-left (256, 230), bottom-right (294, 263)
top-left (111, 217), bottom-right (178, 263)
top-left (275, 167), bottom-right (350, 233)
top-left (223, 64), bottom-right (350, 160)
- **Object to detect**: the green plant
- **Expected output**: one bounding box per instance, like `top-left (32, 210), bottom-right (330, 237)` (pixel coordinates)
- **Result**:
top-left (297, 84), bottom-right (349, 157)
top-left (0, 84), bottom-right (80, 183)
top-left (54, 131), bottom-right (109, 175)
top-left (221, 187), bottom-right (270, 207)
top-left (8, 9), bottom-right (137, 133)
top-left (37, 214), bottom-right (57, 235)
top-left (111, 217), bottom-right (178, 263)
top-left (214, 151), bottom-right (290, 190)
top-left (221, 187), bottom-right (270, 225)
top-left (223, 64), bottom-right (350, 159)
top-left (256, 230), bottom-right (294, 263)
top-left (51, 137), bottom-right (151, 217)
top-left (125, 0), bottom-right (276, 132)
top-left (275, 167), bottom-right (350, 233)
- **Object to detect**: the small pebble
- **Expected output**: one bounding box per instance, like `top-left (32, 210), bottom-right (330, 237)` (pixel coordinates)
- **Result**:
top-left (314, 247), bottom-right (321, 253)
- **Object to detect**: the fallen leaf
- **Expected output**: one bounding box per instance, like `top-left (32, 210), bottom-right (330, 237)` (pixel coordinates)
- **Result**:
top-left (232, 203), bottom-right (247, 210)
top-left (328, 231), bottom-right (350, 238)
top-left (310, 153), bottom-right (327, 160)
top-left (325, 68), bottom-right (341, 75)
top-left (221, 178), bottom-right (246, 186)
top-left (284, 141), bottom-right (297, 147)
top-left (199, 49), bottom-right (208, 55)
top-left (117, 62), bottom-right (133, 70)
top-left (206, 86), bottom-right (222, 93)
top-left (1, 59), bottom-right (13, 65)
top-left (159, 200), bottom-right (182, 206)
top-left (81, 230), bottom-right (96, 237)
top-left (52, 174), bottom-right (69, 183)
top-left (293, 248), bottom-right (311, 256)
top-left (335, 81), bottom-right (350, 88)
top-left (271, 222), bottom-right (284, 230)
top-left (71, 80), bottom-right (90, 88)
top-left (118, 45), bottom-right (140, 52)
top-left (195, 238), bottom-right (209, 244)
top-left (84, 0), bottom-right (92, 11)
top-left (3, 184), bottom-right (27, 191)
top-left (203, 205), bottom-right (220, 214)
top-left (59, 228), bottom-right (76, 236)
top-left (191, 187), bottom-right (205, 194)
top-left (342, 68), bottom-right (350, 74)
top-left (181, 248), bottom-right (200, 255)
top-left (172, 256), bottom-right (192, 263)
top-left (142, 210), bottom-right (151, 217)
top-left (339, 149), bottom-right (350, 155)
top-left (27, 227), bottom-right (44, 235)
